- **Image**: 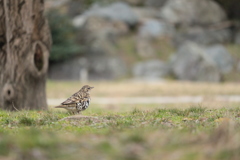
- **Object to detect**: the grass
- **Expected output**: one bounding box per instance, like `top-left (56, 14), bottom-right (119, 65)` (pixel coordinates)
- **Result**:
top-left (1, 106), bottom-right (240, 160)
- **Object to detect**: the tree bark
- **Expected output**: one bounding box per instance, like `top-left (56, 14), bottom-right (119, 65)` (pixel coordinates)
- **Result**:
top-left (0, 0), bottom-right (51, 110)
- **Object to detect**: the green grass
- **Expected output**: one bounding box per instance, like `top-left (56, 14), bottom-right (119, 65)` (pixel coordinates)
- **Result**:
top-left (1, 106), bottom-right (240, 159)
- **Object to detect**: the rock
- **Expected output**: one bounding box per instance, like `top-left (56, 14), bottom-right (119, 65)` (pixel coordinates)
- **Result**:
top-left (79, 16), bottom-right (129, 40)
top-left (72, 16), bottom-right (87, 28)
top-left (237, 62), bottom-right (240, 72)
top-left (205, 45), bottom-right (233, 74)
top-left (73, 2), bottom-right (139, 27)
top-left (66, 0), bottom-right (88, 18)
top-left (73, 17), bottom-right (129, 81)
top-left (75, 16), bottom-right (129, 57)
top-left (174, 27), bottom-right (231, 46)
top-left (74, 16), bottom-right (129, 78)
top-left (48, 56), bottom-right (128, 81)
top-left (136, 19), bottom-right (174, 58)
top-left (139, 19), bottom-right (175, 39)
top-left (50, 16), bottom-right (130, 81)
top-left (235, 30), bottom-right (240, 44)
top-left (48, 58), bottom-right (87, 80)
top-left (132, 7), bottom-right (159, 19)
top-left (132, 60), bottom-right (169, 81)
top-left (122, 0), bottom-right (145, 6)
top-left (170, 42), bottom-right (221, 82)
top-left (145, 0), bottom-right (168, 8)
top-left (136, 38), bottom-right (156, 58)
top-left (45, 0), bottom-right (69, 10)
top-left (87, 56), bottom-right (128, 80)
top-left (159, 0), bottom-right (226, 25)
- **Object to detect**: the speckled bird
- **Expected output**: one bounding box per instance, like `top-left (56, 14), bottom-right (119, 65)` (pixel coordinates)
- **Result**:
top-left (55, 85), bottom-right (94, 114)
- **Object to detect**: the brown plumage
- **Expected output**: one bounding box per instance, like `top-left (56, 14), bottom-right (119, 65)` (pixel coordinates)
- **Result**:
top-left (55, 85), bottom-right (94, 114)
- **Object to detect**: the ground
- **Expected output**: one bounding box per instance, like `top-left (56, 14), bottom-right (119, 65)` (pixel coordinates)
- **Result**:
top-left (1, 81), bottom-right (240, 160)
top-left (47, 80), bottom-right (240, 98)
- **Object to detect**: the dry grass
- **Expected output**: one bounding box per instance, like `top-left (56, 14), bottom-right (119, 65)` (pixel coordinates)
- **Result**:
top-left (47, 80), bottom-right (240, 98)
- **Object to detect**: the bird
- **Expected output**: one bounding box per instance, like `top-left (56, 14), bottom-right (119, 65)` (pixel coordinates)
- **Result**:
top-left (54, 85), bottom-right (94, 114)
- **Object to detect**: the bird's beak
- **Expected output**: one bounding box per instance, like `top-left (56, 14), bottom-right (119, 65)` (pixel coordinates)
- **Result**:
top-left (90, 87), bottom-right (94, 89)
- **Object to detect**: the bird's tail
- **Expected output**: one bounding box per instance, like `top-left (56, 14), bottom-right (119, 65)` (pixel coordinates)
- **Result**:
top-left (54, 105), bottom-right (66, 108)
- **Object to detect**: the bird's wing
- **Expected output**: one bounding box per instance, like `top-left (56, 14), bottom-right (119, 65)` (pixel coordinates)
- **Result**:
top-left (55, 104), bottom-right (76, 108)
top-left (61, 92), bottom-right (82, 105)
top-left (61, 92), bottom-right (89, 105)
top-left (80, 97), bottom-right (89, 105)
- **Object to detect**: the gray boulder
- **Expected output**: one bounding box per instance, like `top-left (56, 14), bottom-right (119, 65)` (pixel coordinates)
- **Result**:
top-left (66, 0), bottom-right (88, 18)
top-left (136, 19), bottom-right (174, 58)
top-left (48, 58), bottom-right (88, 80)
top-left (79, 16), bottom-right (129, 41)
top-left (159, 0), bottom-right (226, 25)
top-left (145, 0), bottom-right (168, 8)
top-left (205, 45), bottom-right (233, 74)
top-left (174, 27), bottom-right (231, 46)
top-left (73, 2), bottom-right (139, 27)
top-left (132, 7), bottom-right (159, 19)
top-left (45, 0), bottom-right (69, 10)
top-left (235, 30), bottom-right (240, 44)
top-left (237, 62), bottom-right (240, 72)
top-left (74, 16), bottom-right (129, 80)
top-left (133, 60), bottom-right (169, 81)
top-left (136, 38), bottom-right (157, 58)
top-left (170, 42), bottom-right (221, 82)
top-left (48, 56), bottom-right (128, 81)
top-left (139, 19), bottom-right (175, 39)
top-left (122, 0), bottom-right (145, 5)
top-left (88, 56), bottom-right (128, 80)
top-left (50, 15), bottom-right (130, 81)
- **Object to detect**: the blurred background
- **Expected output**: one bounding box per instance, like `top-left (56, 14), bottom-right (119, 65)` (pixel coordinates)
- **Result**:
top-left (45, 0), bottom-right (240, 110)
top-left (45, 0), bottom-right (240, 82)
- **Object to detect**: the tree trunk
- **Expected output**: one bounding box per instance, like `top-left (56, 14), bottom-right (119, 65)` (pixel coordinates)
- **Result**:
top-left (0, 0), bottom-right (51, 110)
